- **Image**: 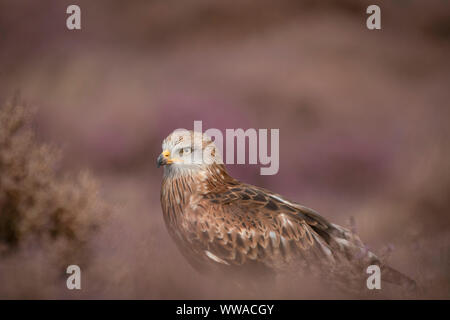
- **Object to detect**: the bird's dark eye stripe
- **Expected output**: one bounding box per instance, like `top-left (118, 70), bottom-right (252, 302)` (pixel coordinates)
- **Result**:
top-left (179, 147), bottom-right (194, 155)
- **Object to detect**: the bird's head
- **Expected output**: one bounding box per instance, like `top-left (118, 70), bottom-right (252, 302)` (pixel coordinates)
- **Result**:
top-left (157, 129), bottom-right (223, 176)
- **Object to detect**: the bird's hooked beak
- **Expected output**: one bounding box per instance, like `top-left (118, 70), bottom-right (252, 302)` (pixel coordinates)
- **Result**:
top-left (157, 150), bottom-right (172, 168)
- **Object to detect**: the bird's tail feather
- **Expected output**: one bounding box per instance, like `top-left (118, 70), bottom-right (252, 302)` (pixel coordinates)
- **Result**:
top-left (328, 223), bottom-right (417, 291)
top-left (381, 264), bottom-right (417, 291)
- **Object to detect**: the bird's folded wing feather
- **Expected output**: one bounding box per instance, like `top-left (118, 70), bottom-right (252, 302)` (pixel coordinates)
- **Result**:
top-left (182, 184), bottom-right (341, 269)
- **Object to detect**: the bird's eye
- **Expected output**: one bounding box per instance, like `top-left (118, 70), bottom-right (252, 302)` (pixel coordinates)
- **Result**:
top-left (180, 147), bottom-right (192, 156)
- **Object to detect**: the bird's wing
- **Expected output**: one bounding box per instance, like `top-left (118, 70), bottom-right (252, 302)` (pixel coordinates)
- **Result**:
top-left (179, 182), bottom-right (416, 290)
top-left (181, 183), bottom-right (341, 271)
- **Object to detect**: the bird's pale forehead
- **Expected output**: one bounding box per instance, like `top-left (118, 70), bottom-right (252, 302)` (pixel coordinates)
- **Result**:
top-left (162, 130), bottom-right (212, 150)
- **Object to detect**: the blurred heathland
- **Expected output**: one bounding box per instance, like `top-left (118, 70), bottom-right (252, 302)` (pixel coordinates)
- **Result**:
top-left (0, 0), bottom-right (449, 298)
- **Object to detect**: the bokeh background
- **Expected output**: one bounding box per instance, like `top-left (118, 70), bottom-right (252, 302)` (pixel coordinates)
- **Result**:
top-left (0, 0), bottom-right (449, 299)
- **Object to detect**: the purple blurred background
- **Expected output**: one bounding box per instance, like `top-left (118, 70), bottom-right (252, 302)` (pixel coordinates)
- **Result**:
top-left (0, 0), bottom-right (449, 298)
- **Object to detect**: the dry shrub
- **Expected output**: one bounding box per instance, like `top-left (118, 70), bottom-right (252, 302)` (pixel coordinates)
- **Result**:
top-left (0, 99), bottom-right (107, 297)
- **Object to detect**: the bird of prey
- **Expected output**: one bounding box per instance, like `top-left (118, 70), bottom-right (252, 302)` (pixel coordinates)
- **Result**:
top-left (157, 129), bottom-right (416, 292)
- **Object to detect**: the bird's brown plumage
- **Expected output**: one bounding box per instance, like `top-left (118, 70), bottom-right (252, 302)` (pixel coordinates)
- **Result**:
top-left (158, 130), bottom-right (416, 292)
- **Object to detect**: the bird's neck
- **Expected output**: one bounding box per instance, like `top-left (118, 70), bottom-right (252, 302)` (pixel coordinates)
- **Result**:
top-left (160, 164), bottom-right (238, 227)
top-left (161, 163), bottom-right (236, 198)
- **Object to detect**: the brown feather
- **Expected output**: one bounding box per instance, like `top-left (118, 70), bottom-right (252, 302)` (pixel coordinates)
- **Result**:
top-left (160, 138), bottom-right (416, 291)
